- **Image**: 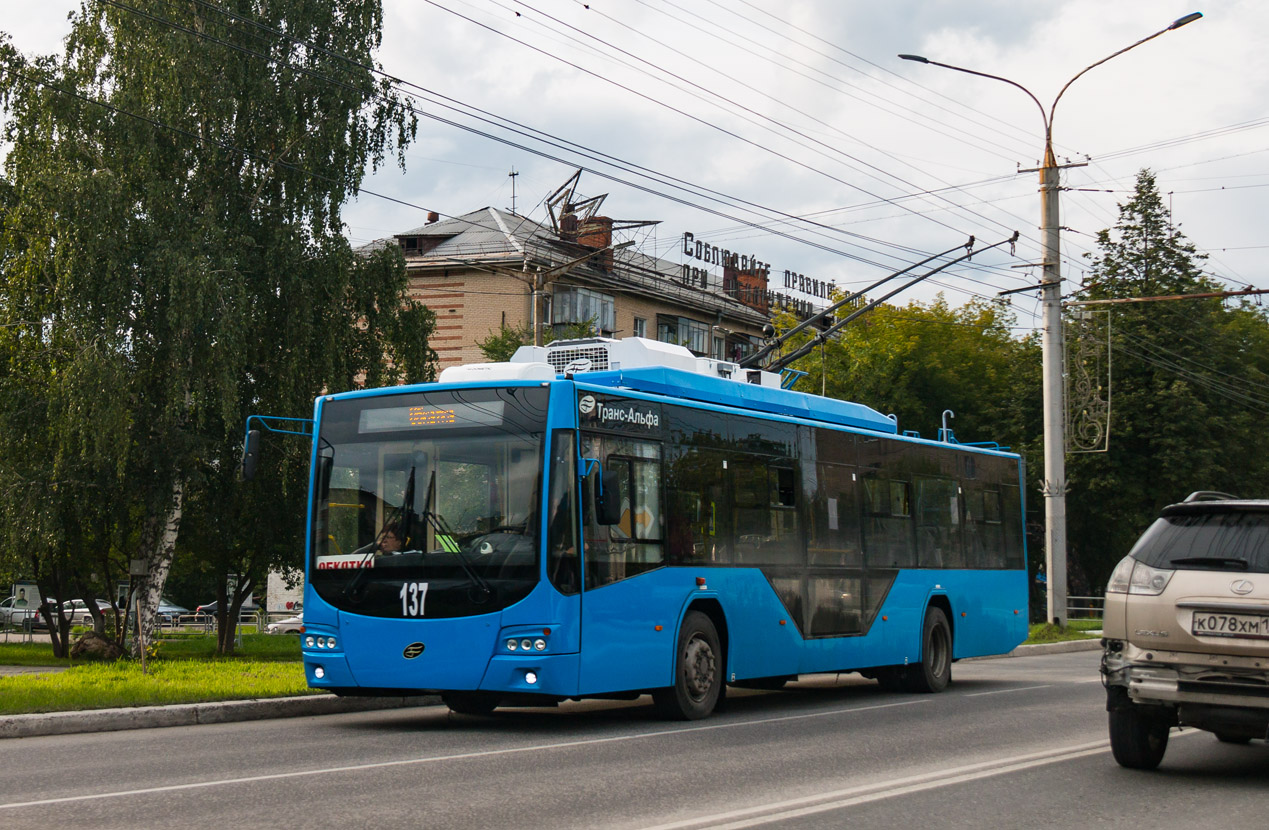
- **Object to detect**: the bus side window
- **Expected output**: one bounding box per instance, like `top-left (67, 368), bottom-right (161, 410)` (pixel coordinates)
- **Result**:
top-left (582, 441), bottom-right (665, 589)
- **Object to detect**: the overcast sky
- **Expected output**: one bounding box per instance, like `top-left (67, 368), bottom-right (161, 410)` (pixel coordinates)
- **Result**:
top-left (5, 1), bottom-right (1265, 331)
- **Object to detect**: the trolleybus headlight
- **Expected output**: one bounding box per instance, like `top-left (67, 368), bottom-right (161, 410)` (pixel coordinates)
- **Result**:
top-left (326, 637), bottom-right (337, 649)
top-left (305, 635), bottom-right (316, 648)
top-left (533, 638), bottom-right (547, 651)
top-left (507, 639), bottom-right (518, 651)
top-left (520, 638), bottom-right (533, 651)
top-left (525, 671), bottom-right (538, 685)
top-left (313, 666), bottom-right (325, 679)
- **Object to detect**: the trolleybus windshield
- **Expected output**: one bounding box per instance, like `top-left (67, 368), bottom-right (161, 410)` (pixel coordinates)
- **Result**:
top-left (310, 387), bottom-right (548, 619)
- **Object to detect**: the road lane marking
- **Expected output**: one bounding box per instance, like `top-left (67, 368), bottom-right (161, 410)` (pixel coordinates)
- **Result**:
top-left (639, 731), bottom-right (1205, 830)
top-left (0, 698), bottom-right (929, 811)
top-left (964, 684), bottom-right (1053, 697)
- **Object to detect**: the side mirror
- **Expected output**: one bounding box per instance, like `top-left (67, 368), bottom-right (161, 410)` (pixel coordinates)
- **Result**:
top-left (241, 429), bottom-right (261, 481)
top-left (594, 470), bottom-right (622, 526)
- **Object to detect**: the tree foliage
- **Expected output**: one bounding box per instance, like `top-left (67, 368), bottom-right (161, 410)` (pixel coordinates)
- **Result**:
top-left (779, 297), bottom-right (1040, 453)
top-left (0, 1), bottom-right (433, 654)
top-left (1066, 169), bottom-right (1269, 586)
top-left (477, 318), bottom-right (600, 362)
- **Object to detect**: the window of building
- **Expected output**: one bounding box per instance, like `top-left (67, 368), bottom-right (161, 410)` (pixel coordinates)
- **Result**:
top-left (633, 317), bottom-right (647, 338)
top-left (657, 315), bottom-right (710, 353)
top-left (553, 287), bottom-right (615, 334)
top-left (657, 317), bottom-right (677, 345)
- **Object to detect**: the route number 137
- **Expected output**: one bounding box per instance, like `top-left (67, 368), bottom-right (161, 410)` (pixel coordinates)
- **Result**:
top-left (399, 582), bottom-right (428, 617)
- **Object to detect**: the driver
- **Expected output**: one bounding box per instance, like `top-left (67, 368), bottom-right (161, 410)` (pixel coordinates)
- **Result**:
top-left (352, 521), bottom-right (411, 557)
top-left (379, 525), bottom-right (403, 554)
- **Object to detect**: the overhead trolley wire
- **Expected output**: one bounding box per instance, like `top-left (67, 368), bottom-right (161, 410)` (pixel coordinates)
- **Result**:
top-left (60, 0), bottom-right (1031, 310)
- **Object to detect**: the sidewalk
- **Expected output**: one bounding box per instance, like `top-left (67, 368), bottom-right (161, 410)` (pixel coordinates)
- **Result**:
top-left (0, 639), bottom-right (1100, 740)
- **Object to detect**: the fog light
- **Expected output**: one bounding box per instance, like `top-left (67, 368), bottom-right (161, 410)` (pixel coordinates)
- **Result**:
top-left (525, 671), bottom-right (538, 685)
top-left (534, 639), bottom-right (546, 651)
top-left (314, 666), bottom-right (325, 679)
top-left (520, 638), bottom-right (532, 650)
top-left (507, 639), bottom-right (518, 651)
top-left (305, 635), bottom-right (316, 648)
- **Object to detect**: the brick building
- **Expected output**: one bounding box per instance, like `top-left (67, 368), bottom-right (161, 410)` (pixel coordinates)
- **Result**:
top-left (370, 204), bottom-right (775, 370)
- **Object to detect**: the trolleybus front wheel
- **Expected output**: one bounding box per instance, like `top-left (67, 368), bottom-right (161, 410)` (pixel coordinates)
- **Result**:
top-left (442, 692), bottom-right (500, 716)
top-left (653, 611), bottom-right (722, 720)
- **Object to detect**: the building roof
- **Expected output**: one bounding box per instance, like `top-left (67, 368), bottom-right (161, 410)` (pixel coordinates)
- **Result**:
top-left (362, 207), bottom-right (768, 327)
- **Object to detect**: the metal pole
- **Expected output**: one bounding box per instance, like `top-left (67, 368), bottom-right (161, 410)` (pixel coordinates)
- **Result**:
top-left (1039, 141), bottom-right (1069, 627)
top-left (899, 12), bottom-right (1202, 629)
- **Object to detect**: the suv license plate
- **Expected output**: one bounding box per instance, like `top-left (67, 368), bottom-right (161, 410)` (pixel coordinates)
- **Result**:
top-left (1191, 612), bottom-right (1269, 639)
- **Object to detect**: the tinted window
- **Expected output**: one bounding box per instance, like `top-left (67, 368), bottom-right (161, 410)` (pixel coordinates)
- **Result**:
top-left (546, 430), bottom-right (579, 595)
top-left (1130, 511), bottom-right (1269, 573)
top-left (582, 434), bottom-right (665, 588)
top-left (809, 463), bottom-right (862, 567)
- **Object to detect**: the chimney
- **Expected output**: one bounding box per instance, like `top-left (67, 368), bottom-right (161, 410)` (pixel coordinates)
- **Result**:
top-left (426, 211), bottom-right (439, 224)
top-left (577, 216), bottom-right (615, 270)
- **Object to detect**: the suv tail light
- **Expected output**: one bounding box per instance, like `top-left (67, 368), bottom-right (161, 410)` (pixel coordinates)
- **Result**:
top-left (1106, 555), bottom-right (1174, 596)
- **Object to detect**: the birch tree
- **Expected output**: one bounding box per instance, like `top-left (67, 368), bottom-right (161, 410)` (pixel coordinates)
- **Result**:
top-left (0, 0), bottom-right (430, 653)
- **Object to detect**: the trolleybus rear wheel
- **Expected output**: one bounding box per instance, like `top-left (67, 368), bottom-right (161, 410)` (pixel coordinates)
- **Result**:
top-left (653, 611), bottom-right (722, 720)
top-left (904, 607), bottom-right (952, 693)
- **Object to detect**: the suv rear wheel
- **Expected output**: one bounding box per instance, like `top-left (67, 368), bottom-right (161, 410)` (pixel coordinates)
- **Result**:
top-left (1109, 706), bottom-right (1170, 770)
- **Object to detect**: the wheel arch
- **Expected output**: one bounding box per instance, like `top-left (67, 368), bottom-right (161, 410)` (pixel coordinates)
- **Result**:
top-left (685, 597), bottom-right (730, 676)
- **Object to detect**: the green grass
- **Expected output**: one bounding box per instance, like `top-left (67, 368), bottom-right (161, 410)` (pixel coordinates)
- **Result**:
top-left (1025, 622), bottom-right (1101, 644)
top-left (157, 633), bottom-right (302, 661)
top-left (0, 633), bottom-right (300, 666)
top-left (0, 659), bottom-right (317, 715)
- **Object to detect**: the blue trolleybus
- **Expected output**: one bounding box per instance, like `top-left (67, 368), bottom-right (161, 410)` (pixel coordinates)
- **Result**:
top-left (277, 336), bottom-right (1027, 719)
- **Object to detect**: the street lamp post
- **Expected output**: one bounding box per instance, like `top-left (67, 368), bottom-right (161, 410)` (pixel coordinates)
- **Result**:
top-left (900, 12), bottom-right (1201, 626)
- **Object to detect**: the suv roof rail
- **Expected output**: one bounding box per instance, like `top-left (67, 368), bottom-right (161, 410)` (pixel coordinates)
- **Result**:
top-left (1182, 490), bottom-right (1239, 502)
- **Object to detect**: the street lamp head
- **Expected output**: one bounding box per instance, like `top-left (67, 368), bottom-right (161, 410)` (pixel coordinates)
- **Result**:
top-left (1169, 12), bottom-right (1203, 30)
top-left (897, 54), bottom-right (929, 63)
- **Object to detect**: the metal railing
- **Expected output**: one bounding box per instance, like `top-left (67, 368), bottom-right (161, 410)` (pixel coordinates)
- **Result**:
top-left (1067, 595), bottom-right (1105, 622)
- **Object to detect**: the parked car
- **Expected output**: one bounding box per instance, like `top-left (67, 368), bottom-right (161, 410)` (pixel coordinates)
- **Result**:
top-left (193, 600), bottom-right (260, 620)
top-left (266, 614), bottom-right (303, 634)
top-left (1, 597), bottom-right (54, 630)
top-left (156, 600), bottom-right (189, 626)
top-left (0, 596), bottom-right (21, 627)
top-left (1102, 491), bottom-right (1269, 769)
top-left (61, 599), bottom-right (116, 627)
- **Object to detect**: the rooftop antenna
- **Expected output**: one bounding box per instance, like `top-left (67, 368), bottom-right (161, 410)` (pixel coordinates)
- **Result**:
top-left (508, 168), bottom-right (519, 214)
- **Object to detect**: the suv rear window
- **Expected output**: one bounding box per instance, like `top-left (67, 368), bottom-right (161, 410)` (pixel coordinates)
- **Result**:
top-left (1128, 510), bottom-right (1269, 573)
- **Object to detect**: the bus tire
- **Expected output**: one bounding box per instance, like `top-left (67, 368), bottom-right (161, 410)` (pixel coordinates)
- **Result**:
top-left (653, 611), bottom-right (722, 720)
top-left (904, 607), bottom-right (952, 693)
top-left (442, 692), bottom-right (499, 716)
top-left (1109, 706), bottom-right (1169, 769)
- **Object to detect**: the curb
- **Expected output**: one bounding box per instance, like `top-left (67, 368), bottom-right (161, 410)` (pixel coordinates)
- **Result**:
top-left (960, 638), bottom-right (1102, 662)
top-left (0, 694), bottom-right (439, 740)
top-left (1006, 639), bottom-right (1102, 657)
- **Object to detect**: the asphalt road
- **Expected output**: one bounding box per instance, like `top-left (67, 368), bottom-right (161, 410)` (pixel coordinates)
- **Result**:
top-left (1, 650), bottom-right (1265, 829)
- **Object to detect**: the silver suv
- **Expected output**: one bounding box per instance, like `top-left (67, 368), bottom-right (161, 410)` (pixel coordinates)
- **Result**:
top-left (1102, 492), bottom-right (1269, 769)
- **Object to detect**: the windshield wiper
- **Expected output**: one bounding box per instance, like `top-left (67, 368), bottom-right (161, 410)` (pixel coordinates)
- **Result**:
top-left (418, 470), bottom-right (492, 602)
top-left (1169, 556), bottom-right (1249, 570)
